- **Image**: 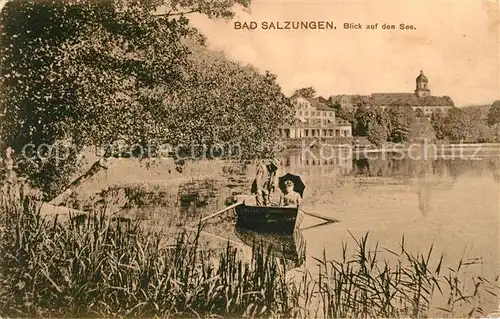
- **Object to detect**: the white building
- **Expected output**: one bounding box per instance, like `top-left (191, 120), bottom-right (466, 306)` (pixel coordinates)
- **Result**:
top-left (279, 96), bottom-right (352, 139)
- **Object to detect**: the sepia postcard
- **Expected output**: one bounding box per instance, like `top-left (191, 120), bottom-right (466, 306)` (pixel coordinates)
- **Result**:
top-left (0, 0), bottom-right (499, 317)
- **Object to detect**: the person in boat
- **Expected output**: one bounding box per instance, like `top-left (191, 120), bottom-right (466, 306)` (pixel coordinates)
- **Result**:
top-left (253, 158), bottom-right (280, 206)
top-left (279, 180), bottom-right (302, 207)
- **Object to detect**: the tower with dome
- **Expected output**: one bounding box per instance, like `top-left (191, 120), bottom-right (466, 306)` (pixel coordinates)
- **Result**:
top-left (331, 70), bottom-right (455, 118)
top-left (415, 70), bottom-right (430, 98)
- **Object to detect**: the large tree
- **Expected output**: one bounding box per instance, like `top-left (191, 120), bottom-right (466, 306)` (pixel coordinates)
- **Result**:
top-left (431, 110), bottom-right (446, 140)
top-left (164, 45), bottom-right (292, 161)
top-left (442, 108), bottom-right (469, 143)
top-left (487, 101), bottom-right (500, 127)
top-left (411, 116), bottom-right (436, 142)
top-left (291, 86), bottom-right (316, 98)
top-left (354, 105), bottom-right (390, 146)
top-left (367, 107), bottom-right (390, 147)
top-left (353, 105), bottom-right (373, 136)
top-left (0, 0), bottom-right (291, 200)
top-left (387, 103), bottom-right (416, 143)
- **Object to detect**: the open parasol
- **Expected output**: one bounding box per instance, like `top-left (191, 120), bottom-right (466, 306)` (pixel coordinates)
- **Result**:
top-left (278, 173), bottom-right (306, 198)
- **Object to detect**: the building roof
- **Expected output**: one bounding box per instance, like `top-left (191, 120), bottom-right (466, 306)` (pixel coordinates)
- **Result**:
top-left (416, 70), bottom-right (428, 83)
top-left (329, 94), bottom-right (371, 103)
top-left (371, 93), bottom-right (454, 107)
top-left (317, 96), bottom-right (328, 103)
top-left (305, 98), bottom-right (335, 111)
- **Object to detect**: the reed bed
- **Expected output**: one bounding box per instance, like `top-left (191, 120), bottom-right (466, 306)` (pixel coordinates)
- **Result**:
top-left (314, 232), bottom-right (499, 318)
top-left (0, 193), bottom-right (498, 318)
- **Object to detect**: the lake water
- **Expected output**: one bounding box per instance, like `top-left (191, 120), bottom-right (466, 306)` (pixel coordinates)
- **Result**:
top-left (277, 148), bottom-right (500, 273)
top-left (78, 145), bottom-right (500, 315)
top-left (181, 147), bottom-right (500, 315)
top-left (183, 148), bottom-right (500, 275)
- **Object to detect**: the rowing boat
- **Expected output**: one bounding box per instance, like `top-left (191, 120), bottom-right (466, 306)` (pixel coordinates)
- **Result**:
top-left (233, 203), bottom-right (304, 234)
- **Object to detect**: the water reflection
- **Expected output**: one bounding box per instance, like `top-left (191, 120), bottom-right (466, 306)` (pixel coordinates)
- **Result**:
top-left (351, 153), bottom-right (500, 182)
top-left (280, 148), bottom-right (353, 174)
top-left (416, 171), bottom-right (432, 216)
top-left (235, 227), bottom-right (306, 268)
top-left (278, 148), bottom-right (499, 182)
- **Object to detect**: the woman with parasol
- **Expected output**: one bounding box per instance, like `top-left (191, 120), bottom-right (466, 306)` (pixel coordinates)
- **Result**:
top-left (278, 180), bottom-right (302, 207)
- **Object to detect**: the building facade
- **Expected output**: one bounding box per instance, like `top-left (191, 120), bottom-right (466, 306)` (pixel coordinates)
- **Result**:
top-left (373, 70), bottom-right (454, 116)
top-left (279, 96), bottom-right (352, 139)
top-left (329, 71), bottom-right (455, 117)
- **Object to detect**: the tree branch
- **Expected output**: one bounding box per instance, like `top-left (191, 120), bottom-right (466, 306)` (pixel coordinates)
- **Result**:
top-left (153, 9), bottom-right (198, 17)
top-left (48, 157), bottom-right (109, 206)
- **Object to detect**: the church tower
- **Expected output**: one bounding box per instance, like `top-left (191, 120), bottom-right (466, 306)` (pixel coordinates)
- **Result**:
top-left (415, 70), bottom-right (430, 98)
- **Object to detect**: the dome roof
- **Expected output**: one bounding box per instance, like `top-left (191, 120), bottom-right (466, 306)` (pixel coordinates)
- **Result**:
top-left (416, 70), bottom-right (428, 82)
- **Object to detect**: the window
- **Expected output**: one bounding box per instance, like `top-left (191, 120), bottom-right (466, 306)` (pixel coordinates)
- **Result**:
top-left (328, 112), bottom-right (332, 117)
top-left (323, 112), bottom-right (326, 116)
top-left (298, 111), bottom-right (302, 116)
top-left (305, 111), bottom-right (308, 116)
top-left (305, 130), bottom-right (309, 137)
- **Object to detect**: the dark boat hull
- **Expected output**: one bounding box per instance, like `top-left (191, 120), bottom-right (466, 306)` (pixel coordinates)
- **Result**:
top-left (234, 204), bottom-right (304, 234)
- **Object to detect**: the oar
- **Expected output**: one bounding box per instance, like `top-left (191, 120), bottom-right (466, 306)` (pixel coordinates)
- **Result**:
top-left (300, 209), bottom-right (338, 223)
top-left (301, 220), bottom-right (337, 232)
top-left (185, 226), bottom-right (245, 247)
top-left (189, 201), bottom-right (244, 228)
top-left (185, 201), bottom-right (246, 246)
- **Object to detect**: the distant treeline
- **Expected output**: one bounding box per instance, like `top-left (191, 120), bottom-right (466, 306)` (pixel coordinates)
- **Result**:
top-left (334, 101), bottom-right (500, 146)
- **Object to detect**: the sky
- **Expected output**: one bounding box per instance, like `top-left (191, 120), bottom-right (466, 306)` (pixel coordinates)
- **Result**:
top-left (189, 0), bottom-right (500, 106)
top-left (0, 0), bottom-right (498, 106)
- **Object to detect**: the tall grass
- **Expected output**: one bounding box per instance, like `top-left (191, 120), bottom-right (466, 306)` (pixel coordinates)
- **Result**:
top-left (0, 192), bottom-right (498, 317)
top-left (314, 231), bottom-right (499, 318)
top-left (0, 195), bottom-right (294, 317)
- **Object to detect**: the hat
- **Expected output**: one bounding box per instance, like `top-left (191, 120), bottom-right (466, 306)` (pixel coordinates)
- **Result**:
top-left (284, 180), bottom-right (294, 187)
top-left (269, 158), bottom-right (280, 169)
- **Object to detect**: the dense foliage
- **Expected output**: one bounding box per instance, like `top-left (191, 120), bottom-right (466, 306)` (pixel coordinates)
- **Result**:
top-left (0, 0), bottom-right (292, 198)
top-left (166, 45), bottom-right (292, 161)
top-left (349, 102), bottom-right (416, 146)
top-left (487, 101), bottom-right (500, 127)
top-left (387, 103), bottom-right (417, 143)
top-left (335, 100), bottom-right (500, 146)
top-left (292, 86), bottom-right (316, 99)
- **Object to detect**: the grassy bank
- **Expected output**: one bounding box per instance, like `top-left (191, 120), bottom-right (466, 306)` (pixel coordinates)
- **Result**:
top-left (0, 193), bottom-right (498, 317)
